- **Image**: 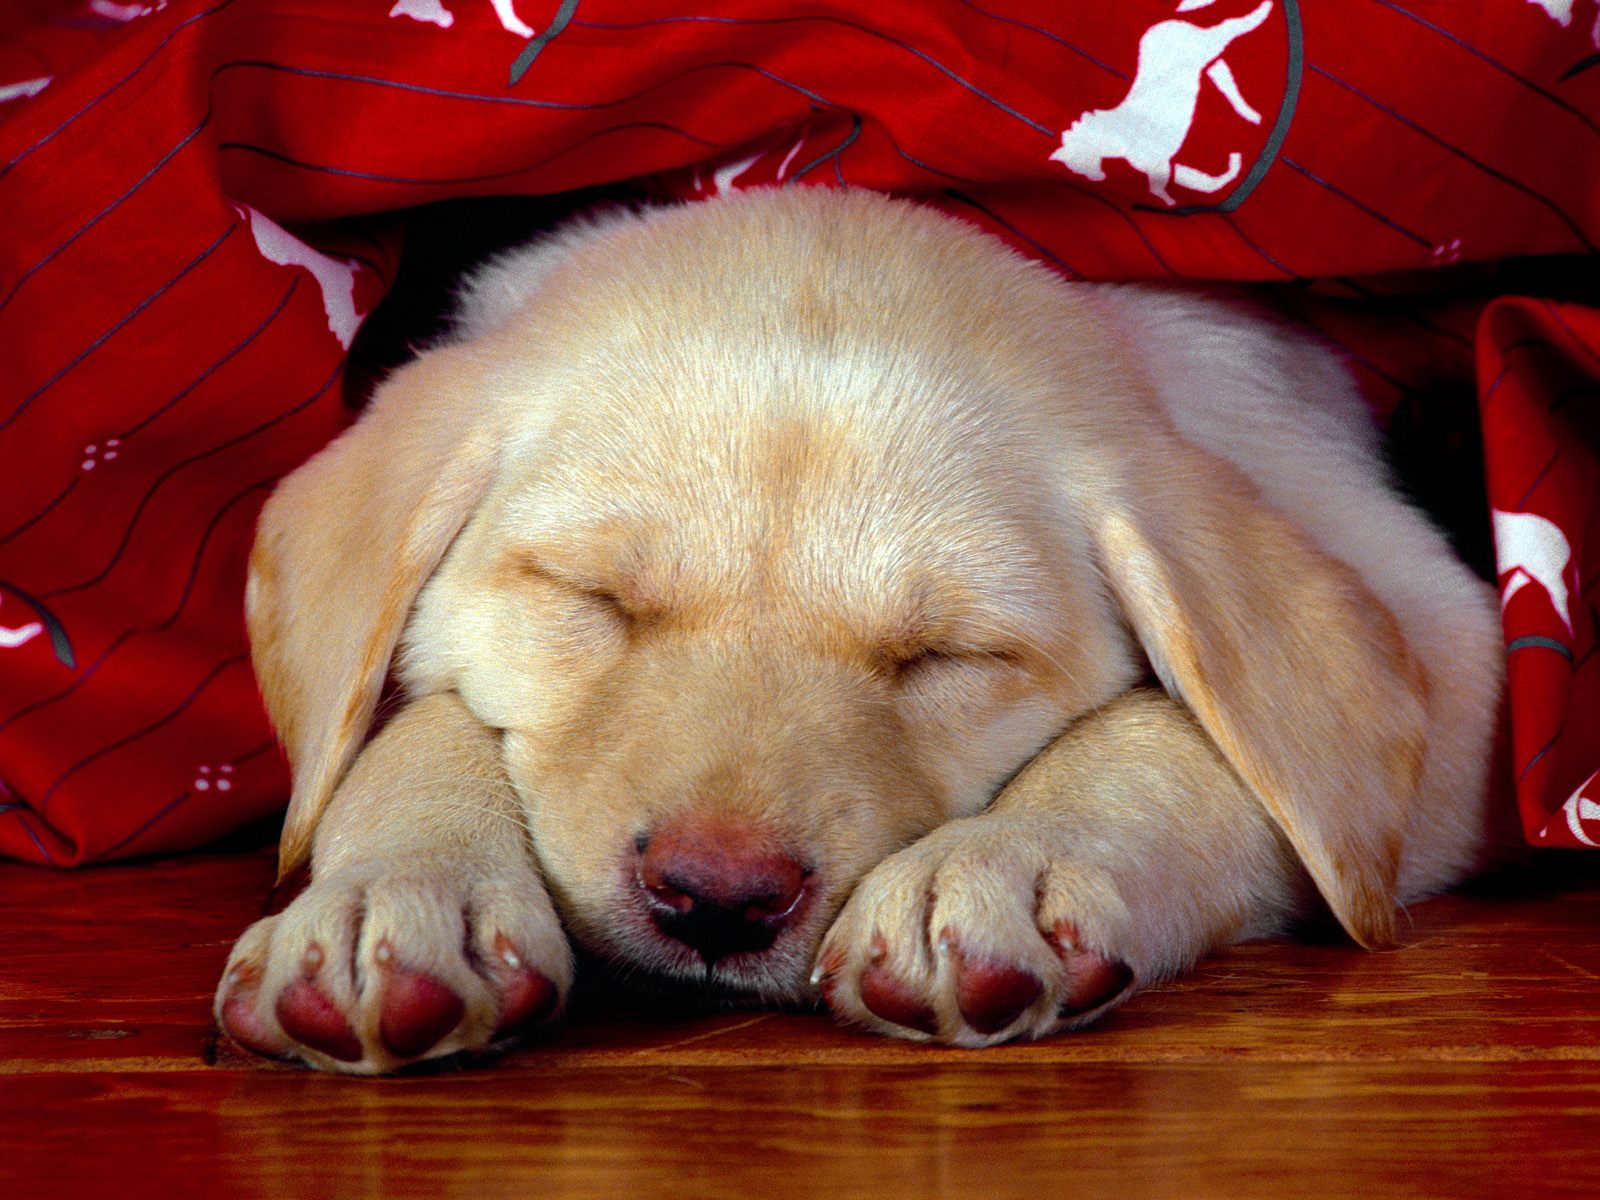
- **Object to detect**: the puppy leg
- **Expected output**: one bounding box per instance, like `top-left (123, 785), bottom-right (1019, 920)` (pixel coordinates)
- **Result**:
top-left (215, 692), bottom-right (573, 1073)
top-left (818, 688), bottom-right (1315, 1044)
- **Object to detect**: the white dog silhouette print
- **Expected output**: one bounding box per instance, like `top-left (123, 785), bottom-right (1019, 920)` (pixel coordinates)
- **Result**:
top-left (1051, 0), bottom-right (1274, 206)
top-left (86, 1), bottom-right (169, 20)
top-left (1560, 778), bottom-right (1600, 847)
top-left (0, 597), bottom-right (41, 652)
top-left (0, 77), bottom-right (50, 105)
top-left (1525, 0), bottom-right (1600, 49)
top-left (1494, 508), bottom-right (1576, 634)
top-left (232, 205), bottom-right (364, 351)
top-left (388, 0), bottom-right (535, 38)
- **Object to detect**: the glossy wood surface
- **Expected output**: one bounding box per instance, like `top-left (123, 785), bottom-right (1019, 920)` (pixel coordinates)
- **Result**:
top-left (2, 841), bottom-right (1597, 1198)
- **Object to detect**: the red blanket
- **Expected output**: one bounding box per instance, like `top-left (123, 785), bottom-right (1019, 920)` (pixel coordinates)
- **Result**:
top-left (2, 0), bottom-right (1596, 865)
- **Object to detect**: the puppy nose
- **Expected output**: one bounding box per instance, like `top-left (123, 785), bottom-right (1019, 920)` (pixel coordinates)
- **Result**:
top-left (636, 818), bottom-right (809, 966)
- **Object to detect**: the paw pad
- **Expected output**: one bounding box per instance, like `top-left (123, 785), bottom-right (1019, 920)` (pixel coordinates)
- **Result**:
top-left (1049, 922), bottom-right (1134, 1016)
top-left (858, 937), bottom-right (937, 1034)
top-left (950, 947), bottom-right (1044, 1034)
top-left (274, 978), bottom-right (363, 1062)
top-left (489, 934), bottom-right (558, 1038)
top-left (378, 963), bottom-right (465, 1058)
top-left (1057, 954), bottom-right (1134, 1016)
top-left (218, 966), bottom-right (293, 1061)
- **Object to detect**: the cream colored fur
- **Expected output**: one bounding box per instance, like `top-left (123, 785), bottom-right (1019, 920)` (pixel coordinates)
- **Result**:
top-left (217, 188), bottom-right (1504, 1071)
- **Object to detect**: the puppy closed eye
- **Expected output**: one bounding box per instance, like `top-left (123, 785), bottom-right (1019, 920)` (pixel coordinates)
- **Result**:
top-left (569, 584), bottom-right (634, 624)
top-left (890, 646), bottom-right (1021, 683)
top-left (506, 553), bottom-right (643, 630)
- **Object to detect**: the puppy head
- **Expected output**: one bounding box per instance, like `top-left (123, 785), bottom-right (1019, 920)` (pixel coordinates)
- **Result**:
top-left (394, 192), bottom-right (1142, 997)
top-left (249, 189), bottom-right (1426, 1003)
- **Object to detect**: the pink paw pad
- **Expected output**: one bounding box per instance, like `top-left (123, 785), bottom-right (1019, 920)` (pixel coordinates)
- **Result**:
top-left (488, 936), bottom-right (557, 1039)
top-left (858, 937), bottom-right (937, 1034)
top-left (218, 969), bottom-right (293, 1060)
top-left (378, 966), bottom-right (466, 1059)
top-left (275, 977), bottom-right (364, 1062)
top-left (1048, 922), bottom-right (1134, 1016)
top-left (948, 941), bottom-right (1044, 1034)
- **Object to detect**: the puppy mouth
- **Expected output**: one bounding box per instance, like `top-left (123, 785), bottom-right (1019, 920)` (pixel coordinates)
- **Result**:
top-left (570, 869), bottom-right (834, 1007)
top-left (580, 946), bottom-right (821, 1013)
top-left (581, 926), bottom-right (826, 1009)
top-left (627, 890), bottom-right (824, 1004)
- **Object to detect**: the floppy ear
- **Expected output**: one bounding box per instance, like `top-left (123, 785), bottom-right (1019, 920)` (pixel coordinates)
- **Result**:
top-left (1085, 432), bottom-right (1428, 950)
top-left (247, 344), bottom-right (501, 879)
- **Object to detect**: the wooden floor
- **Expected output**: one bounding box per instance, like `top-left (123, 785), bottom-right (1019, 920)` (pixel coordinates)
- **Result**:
top-left (1, 839), bottom-right (1597, 1199)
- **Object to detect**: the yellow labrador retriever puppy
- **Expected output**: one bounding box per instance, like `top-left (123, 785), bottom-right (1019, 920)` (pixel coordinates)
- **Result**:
top-left (215, 187), bottom-right (1504, 1073)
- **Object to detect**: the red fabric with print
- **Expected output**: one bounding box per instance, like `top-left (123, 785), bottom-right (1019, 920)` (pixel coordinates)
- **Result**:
top-left (1, 0), bottom-right (1596, 864)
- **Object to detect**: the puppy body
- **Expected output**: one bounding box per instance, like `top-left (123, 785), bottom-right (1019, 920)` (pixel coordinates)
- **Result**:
top-left (219, 189), bottom-right (1502, 1071)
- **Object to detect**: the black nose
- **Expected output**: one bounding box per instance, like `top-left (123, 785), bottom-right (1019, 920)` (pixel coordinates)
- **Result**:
top-left (636, 819), bottom-right (809, 967)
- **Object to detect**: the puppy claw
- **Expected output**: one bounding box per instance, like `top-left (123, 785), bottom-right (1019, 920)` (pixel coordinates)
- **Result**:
top-left (488, 935), bottom-right (559, 1039)
top-left (809, 946), bottom-right (845, 994)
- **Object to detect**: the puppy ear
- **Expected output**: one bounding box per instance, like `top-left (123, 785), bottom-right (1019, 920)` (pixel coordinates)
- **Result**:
top-left (248, 344), bottom-right (500, 878)
top-left (1085, 432), bottom-right (1428, 949)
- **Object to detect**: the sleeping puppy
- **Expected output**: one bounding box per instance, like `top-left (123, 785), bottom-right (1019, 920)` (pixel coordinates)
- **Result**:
top-left (215, 187), bottom-right (1504, 1073)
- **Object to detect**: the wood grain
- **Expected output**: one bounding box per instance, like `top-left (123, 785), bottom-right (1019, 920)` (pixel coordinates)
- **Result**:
top-left (2, 843), bottom-right (1597, 1198)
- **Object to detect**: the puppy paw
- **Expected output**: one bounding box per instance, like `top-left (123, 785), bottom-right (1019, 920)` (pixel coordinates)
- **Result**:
top-left (814, 814), bottom-right (1144, 1046)
top-left (214, 858), bottom-right (573, 1073)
